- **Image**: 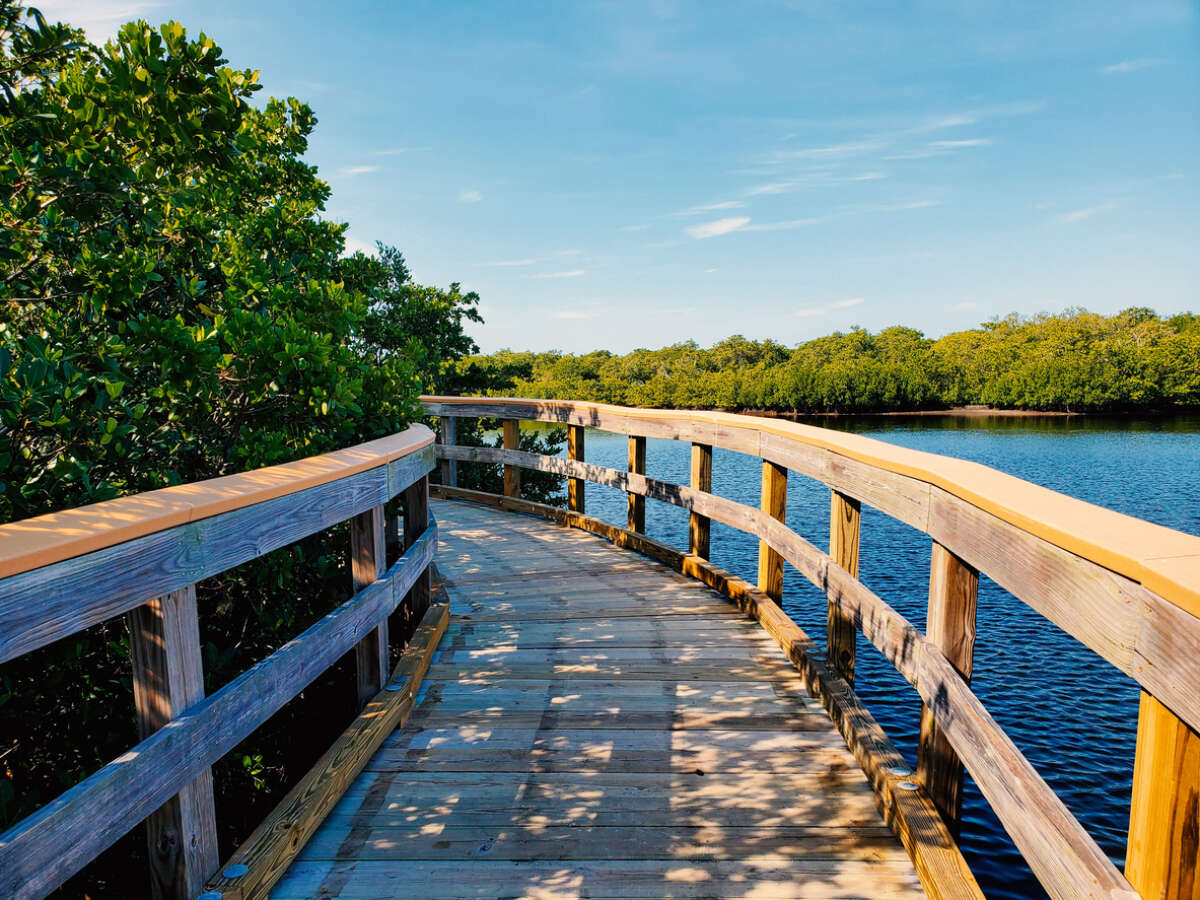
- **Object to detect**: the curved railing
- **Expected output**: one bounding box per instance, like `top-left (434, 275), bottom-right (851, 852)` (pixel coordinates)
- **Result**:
top-left (425, 395), bottom-right (1200, 900)
top-left (0, 426), bottom-right (442, 900)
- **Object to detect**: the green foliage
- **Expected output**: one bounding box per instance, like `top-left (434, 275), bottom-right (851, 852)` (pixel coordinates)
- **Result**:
top-left (475, 310), bottom-right (1200, 414)
top-left (0, 6), bottom-right (495, 895)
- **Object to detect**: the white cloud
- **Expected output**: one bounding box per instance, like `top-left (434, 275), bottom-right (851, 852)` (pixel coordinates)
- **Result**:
top-left (850, 172), bottom-right (887, 181)
top-left (929, 138), bottom-right (992, 149)
top-left (671, 200), bottom-right (747, 216)
top-left (487, 258), bottom-right (539, 267)
top-left (375, 146), bottom-right (432, 155)
top-left (1058, 202), bottom-right (1116, 223)
top-left (685, 216), bottom-right (751, 239)
top-left (952, 301), bottom-right (978, 311)
top-left (1103, 58), bottom-right (1167, 74)
top-left (619, 224), bottom-right (651, 232)
top-left (459, 189), bottom-right (483, 203)
top-left (36, 1), bottom-right (162, 40)
top-left (529, 270), bottom-right (585, 279)
top-left (338, 165), bottom-right (378, 176)
top-left (747, 181), bottom-right (800, 196)
top-left (794, 297), bottom-right (865, 317)
top-left (704, 268), bottom-right (718, 273)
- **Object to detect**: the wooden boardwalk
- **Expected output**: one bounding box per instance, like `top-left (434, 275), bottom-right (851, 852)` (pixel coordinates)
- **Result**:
top-left (271, 498), bottom-right (926, 899)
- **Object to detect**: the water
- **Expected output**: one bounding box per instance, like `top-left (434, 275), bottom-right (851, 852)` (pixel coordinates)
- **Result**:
top-left (553, 414), bottom-right (1200, 900)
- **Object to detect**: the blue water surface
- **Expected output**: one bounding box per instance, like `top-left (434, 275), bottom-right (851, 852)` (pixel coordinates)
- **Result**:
top-left (551, 414), bottom-right (1200, 900)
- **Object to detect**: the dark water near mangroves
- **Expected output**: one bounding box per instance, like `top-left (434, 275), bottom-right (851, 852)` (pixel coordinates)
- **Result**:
top-left (551, 414), bottom-right (1200, 900)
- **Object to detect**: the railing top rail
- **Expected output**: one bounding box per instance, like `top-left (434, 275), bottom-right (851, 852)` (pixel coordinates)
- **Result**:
top-left (422, 395), bottom-right (1200, 616)
top-left (0, 425), bottom-right (434, 580)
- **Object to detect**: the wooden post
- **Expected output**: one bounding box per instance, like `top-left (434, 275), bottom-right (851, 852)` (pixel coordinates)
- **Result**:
top-left (916, 541), bottom-right (978, 836)
top-left (757, 460), bottom-right (787, 602)
top-left (568, 424), bottom-right (585, 513)
top-left (438, 416), bottom-right (457, 487)
top-left (127, 585), bottom-right (219, 900)
top-left (627, 435), bottom-right (646, 533)
top-left (1126, 691), bottom-right (1200, 898)
top-left (502, 419), bottom-right (520, 499)
top-left (828, 491), bottom-right (861, 684)
top-left (402, 475), bottom-right (432, 624)
top-left (689, 443), bottom-right (712, 559)
top-left (350, 504), bottom-right (387, 709)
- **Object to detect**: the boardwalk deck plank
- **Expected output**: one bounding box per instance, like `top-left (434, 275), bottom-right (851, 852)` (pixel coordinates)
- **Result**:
top-left (272, 499), bottom-right (926, 899)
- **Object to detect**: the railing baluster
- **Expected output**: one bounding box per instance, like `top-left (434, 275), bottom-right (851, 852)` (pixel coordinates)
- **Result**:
top-left (690, 442), bottom-right (712, 559)
top-left (402, 475), bottom-right (432, 622)
top-left (438, 415), bottom-right (457, 487)
top-left (1126, 691), bottom-right (1200, 898)
top-left (627, 435), bottom-right (646, 533)
top-left (568, 424), bottom-right (585, 513)
top-left (350, 505), bottom-right (388, 708)
top-left (828, 491), bottom-right (861, 683)
top-left (916, 541), bottom-right (978, 835)
top-left (757, 460), bottom-right (787, 602)
top-left (503, 418), bottom-right (520, 498)
top-left (127, 585), bottom-right (219, 900)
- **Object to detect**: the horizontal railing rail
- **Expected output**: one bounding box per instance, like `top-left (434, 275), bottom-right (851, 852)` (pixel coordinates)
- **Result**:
top-left (0, 425), bottom-right (438, 900)
top-left (425, 395), bottom-right (1200, 900)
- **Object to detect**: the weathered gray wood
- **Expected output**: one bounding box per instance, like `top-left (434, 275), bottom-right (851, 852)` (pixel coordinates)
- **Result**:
top-left (127, 585), bottom-right (218, 900)
top-left (402, 476), bottom-right (432, 622)
top-left (351, 505), bottom-right (388, 708)
top-left (202, 601), bottom-right (449, 900)
top-left (0, 523), bottom-right (437, 900)
top-left (437, 415), bottom-right (457, 487)
top-left (917, 542), bottom-right (978, 836)
top-left (690, 442), bottom-right (712, 559)
top-left (0, 445), bottom-right (434, 664)
top-left (627, 435), bottom-right (646, 533)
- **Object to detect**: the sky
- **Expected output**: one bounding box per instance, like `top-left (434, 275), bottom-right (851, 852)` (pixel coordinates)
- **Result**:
top-left (46, 1), bottom-right (1200, 353)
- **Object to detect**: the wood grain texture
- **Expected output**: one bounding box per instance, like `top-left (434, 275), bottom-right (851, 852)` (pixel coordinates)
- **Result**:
top-left (201, 601), bottom-right (449, 900)
top-left (568, 423), bottom-right (586, 513)
top-left (351, 505), bottom-right (388, 708)
top-left (828, 490), bottom-right (861, 684)
top-left (402, 477), bottom-right (432, 625)
top-left (432, 487), bottom-right (1139, 900)
top-left (1126, 691), bottom-right (1200, 900)
top-left (917, 543), bottom-right (978, 836)
top-left (127, 585), bottom-right (218, 900)
top-left (502, 418), bottom-right (520, 499)
top-left (437, 415), bottom-right (457, 487)
top-left (690, 442), bottom-right (712, 559)
top-left (410, 496), bottom-right (975, 900)
top-left (758, 460), bottom-right (787, 602)
top-left (0, 523), bottom-right (437, 900)
top-left (270, 498), bottom-right (929, 900)
top-left (0, 446), bottom-right (433, 665)
top-left (627, 434), bottom-right (646, 533)
top-left (422, 396), bottom-right (1200, 619)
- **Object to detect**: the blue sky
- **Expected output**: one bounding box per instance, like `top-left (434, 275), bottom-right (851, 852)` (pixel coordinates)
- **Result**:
top-left (50, 1), bottom-right (1199, 353)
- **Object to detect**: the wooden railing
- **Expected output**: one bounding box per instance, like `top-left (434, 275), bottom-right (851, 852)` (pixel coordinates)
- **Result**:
top-left (0, 425), bottom-right (440, 900)
top-left (424, 395), bottom-right (1200, 900)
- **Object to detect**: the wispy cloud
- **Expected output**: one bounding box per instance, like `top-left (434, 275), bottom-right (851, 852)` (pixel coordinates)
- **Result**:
top-left (704, 268), bottom-right (718, 273)
top-left (1103, 58), bottom-right (1167, 74)
top-left (529, 269), bottom-right (586, 279)
top-left (795, 297), bottom-right (866, 318)
top-left (951, 301), bottom-right (978, 311)
top-left (459, 189), bottom-right (483, 203)
top-left (670, 200), bottom-right (747, 216)
top-left (930, 138), bottom-right (992, 149)
top-left (487, 258), bottom-right (539, 267)
top-left (686, 216), bottom-right (751, 239)
top-left (741, 199), bottom-right (938, 233)
top-left (619, 223), bottom-right (652, 232)
top-left (375, 146), bottom-right (433, 156)
top-left (1057, 202), bottom-right (1116, 224)
top-left (36, 1), bottom-right (163, 39)
top-left (338, 165), bottom-right (378, 176)
top-left (341, 236), bottom-right (377, 258)
top-left (485, 250), bottom-right (583, 268)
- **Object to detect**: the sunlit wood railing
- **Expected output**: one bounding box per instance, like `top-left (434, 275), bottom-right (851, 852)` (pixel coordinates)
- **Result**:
top-left (424, 395), bottom-right (1200, 900)
top-left (0, 426), bottom-right (442, 900)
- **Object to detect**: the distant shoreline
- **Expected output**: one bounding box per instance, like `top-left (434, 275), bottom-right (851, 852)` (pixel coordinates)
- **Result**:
top-left (739, 405), bottom-right (1077, 419)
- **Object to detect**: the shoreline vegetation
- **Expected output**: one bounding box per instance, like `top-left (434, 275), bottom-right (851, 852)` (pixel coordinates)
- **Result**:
top-left (469, 308), bottom-right (1200, 416)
